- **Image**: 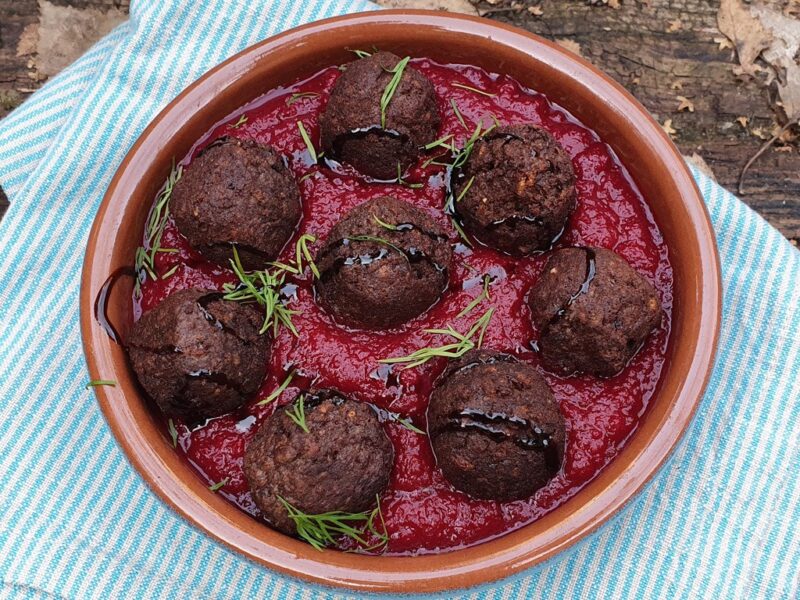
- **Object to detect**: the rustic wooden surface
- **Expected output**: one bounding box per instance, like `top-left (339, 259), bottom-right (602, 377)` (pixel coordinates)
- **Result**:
top-left (0, 0), bottom-right (798, 245)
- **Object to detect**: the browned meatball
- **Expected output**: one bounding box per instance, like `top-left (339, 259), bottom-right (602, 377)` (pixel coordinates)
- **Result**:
top-left (528, 247), bottom-right (662, 377)
top-left (171, 138), bottom-right (302, 271)
top-left (127, 289), bottom-right (269, 422)
top-left (427, 350), bottom-right (565, 501)
top-left (451, 124), bottom-right (576, 255)
top-left (314, 197), bottom-right (452, 329)
top-left (320, 52), bottom-right (440, 180)
top-left (244, 390), bottom-right (394, 535)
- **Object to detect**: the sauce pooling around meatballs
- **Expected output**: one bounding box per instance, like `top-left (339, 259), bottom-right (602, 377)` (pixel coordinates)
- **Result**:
top-left (129, 56), bottom-right (673, 555)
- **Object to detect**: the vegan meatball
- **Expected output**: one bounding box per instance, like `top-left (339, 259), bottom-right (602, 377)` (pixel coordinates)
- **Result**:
top-left (244, 390), bottom-right (394, 535)
top-left (320, 51), bottom-right (440, 180)
top-left (528, 247), bottom-right (662, 377)
top-left (314, 196), bottom-right (452, 329)
top-left (451, 124), bottom-right (576, 255)
top-left (171, 137), bottom-right (302, 271)
top-left (127, 288), bottom-right (269, 422)
top-left (427, 350), bottom-right (565, 502)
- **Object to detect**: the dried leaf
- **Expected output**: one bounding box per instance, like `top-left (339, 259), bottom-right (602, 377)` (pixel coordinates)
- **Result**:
top-left (662, 119), bottom-right (678, 137)
top-left (555, 39), bottom-right (583, 57)
top-left (717, 0), bottom-right (800, 122)
top-left (676, 96), bottom-right (695, 112)
top-left (682, 153), bottom-right (717, 181)
top-left (671, 81), bottom-right (684, 90)
top-left (713, 36), bottom-right (734, 50)
top-left (528, 5), bottom-right (544, 16)
top-left (736, 116), bottom-right (749, 128)
top-left (667, 19), bottom-right (683, 32)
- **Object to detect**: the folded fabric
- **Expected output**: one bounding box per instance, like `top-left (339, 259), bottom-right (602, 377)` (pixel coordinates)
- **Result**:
top-left (0, 1), bottom-right (798, 598)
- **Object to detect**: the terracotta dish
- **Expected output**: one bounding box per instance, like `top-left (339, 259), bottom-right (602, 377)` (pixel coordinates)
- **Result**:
top-left (81, 10), bottom-right (721, 593)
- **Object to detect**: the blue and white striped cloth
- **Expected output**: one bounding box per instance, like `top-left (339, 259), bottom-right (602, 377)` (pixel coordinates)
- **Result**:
top-left (0, 1), bottom-right (798, 598)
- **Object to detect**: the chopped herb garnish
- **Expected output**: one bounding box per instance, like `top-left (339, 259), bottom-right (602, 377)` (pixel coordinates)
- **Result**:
top-left (450, 217), bottom-right (473, 247)
top-left (451, 99), bottom-right (468, 130)
top-left (208, 478), bottom-right (229, 492)
top-left (279, 495), bottom-right (388, 552)
top-left (298, 172), bottom-right (314, 183)
top-left (379, 56), bottom-right (410, 129)
top-left (348, 48), bottom-right (373, 59)
top-left (270, 233), bottom-right (320, 279)
top-left (286, 91), bottom-right (319, 106)
top-left (455, 175), bottom-right (475, 203)
top-left (372, 214), bottom-right (398, 231)
top-left (134, 162), bottom-right (183, 296)
top-left (223, 247), bottom-right (299, 337)
top-left (424, 134), bottom-right (456, 152)
top-left (452, 82), bottom-right (496, 97)
top-left (258, 371), bottom-right (295, 406)
top-left (161, 264), bottom-right (179, 280)
top-left (297, 121), bottom-right (317, 163)
top-left (396, 417), bottom-right (425, 434)
top-left (457, 274), bottom-right (492, 318)
top-left (156, 248), bottom-right (179, 254)
top-left (85, 380), bottom-right (116, 389)
top-left (347, 235), bottom-right (407, 260)
top-left (168, 418), bottom-right (178, 448)
top-left (379, 308), bottom-right (494, 369)
top-left (285, 394), bottom-right (309, 433)
top-left (230, 114), bottom-right (248, 129)
top-left (396, 163), bottom-right (424, 189)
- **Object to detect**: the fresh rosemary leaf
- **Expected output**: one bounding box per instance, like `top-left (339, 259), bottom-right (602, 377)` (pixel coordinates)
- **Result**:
top-left (297, 121), bottom-right (317, 163)
top-left (286, 92), bottom-right (319, 106)
top-left (457, 274), bottom-right (492, 318)
top-left (208, 478), bottom-right (229, 492)
top-left (451, 99), bottom-right (468, 130)
top-left (230, 114), bottom-right (248, 129)
top-left (257, 371), bottom-right (295, 406)
top-left (379, 56), bottom-right (410, 129)
top-left (285, 394), bottom-right (309, 433)
top-left (168, 418), bottom-right (178, 448)
top-left (452, 82), bottom-right (496, 97)
top-left (85, 380), bottom-right (116, 389)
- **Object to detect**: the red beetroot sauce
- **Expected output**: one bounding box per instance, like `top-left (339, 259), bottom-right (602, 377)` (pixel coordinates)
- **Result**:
top-left (135, 59), bottom-right (673, 555)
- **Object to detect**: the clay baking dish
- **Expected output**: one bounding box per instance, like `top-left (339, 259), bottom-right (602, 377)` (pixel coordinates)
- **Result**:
top-left (80, 10), bottom-right (721, 593)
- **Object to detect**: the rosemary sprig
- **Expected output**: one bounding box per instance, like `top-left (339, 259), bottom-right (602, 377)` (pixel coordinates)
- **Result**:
top-left (372, 214), bottom-right (398, 231)
top-left (286, 92), bottom-right (319, 106)
top-left (223, 247), bottom-right (299, 337)
top-left (348, 48), bottom-right (373, 59)
top-left (297, 121), bottom-right (317, 163)
top-left (161, 264), bottom-right (179, 280)
top-left (452, 82), bottom-right (496, 97)
top-left (423, 133), bottom-right (456, 152)
top-left (457, 274), bottom-right (492, 318)
top-left (230, 114), bottom-right (248, 129)
top-left (208, 478), bottom-right (229, 492)
top-left (395, 416), bottom-right (425, 434)
top-left (451, 99), bottom-right (468, 130)
top-left (134, 162), bottom-right (183, 295)
top-left (347, 235), bottom-right (407, 260)
top-left (396, 163), bottom-right (424, 189)
top-left (279, 495), bottom-right (388, 552)
top-left (85, 380), bottom-right (116, 389)
top-left (257, 370), bottom-right (295, 405)
top-left (450, 217), bottom-right (472, 247)
top-left (379, 307), bottom-right (494, 369)
top-left (168, 418), bottom-right (178, 448)
top-left (455, 175), bottom-right (475, 203)
top-left (285, 394), bottom-right (309, 432)
top-left (380, 56), bottom-right (410, 129)
top-left (270, 234), bottom-right (320, 279)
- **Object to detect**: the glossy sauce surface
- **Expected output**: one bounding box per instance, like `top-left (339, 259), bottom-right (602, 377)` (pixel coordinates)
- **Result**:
top-left (134, 58), bottom-right (673, 555)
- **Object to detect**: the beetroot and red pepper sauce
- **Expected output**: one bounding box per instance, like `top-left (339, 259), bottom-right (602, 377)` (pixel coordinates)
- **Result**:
top-left (135, 59), bottom-right (673, 555)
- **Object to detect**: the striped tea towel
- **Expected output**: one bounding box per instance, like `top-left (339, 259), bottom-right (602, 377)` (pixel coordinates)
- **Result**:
top-left (0, 1), bottom-right (798, 598)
